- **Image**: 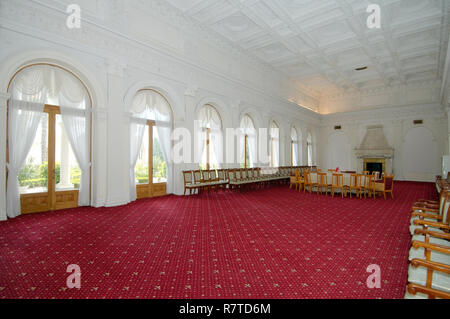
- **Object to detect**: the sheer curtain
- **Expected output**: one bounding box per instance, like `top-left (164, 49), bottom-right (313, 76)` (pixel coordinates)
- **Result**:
top-left (307, 134), bottom-right (313, 166)
top-left (59, 73), bottom-right (91, 206)
top-left (129, 119), bottom-right (146, 201)
top-left (240, 115), bottom-right (256, 167)
top-left (199, 105), bottom-right (222, 168)
top-left (247, 134), bottom-right (256, 168)
top-left (7, 67), bottom-right (46, 218)
top-left (271, 123), bottom-right (280, 167)
top-left (291, 128), bottom-right (298, 166)
top-left (154, 93), bottom-right (172, 193)
top-left (210, 129), bottom-right (223, 168)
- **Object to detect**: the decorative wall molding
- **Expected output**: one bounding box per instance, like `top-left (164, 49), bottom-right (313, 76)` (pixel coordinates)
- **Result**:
top-left (320, 103), bottom-right (446, 126)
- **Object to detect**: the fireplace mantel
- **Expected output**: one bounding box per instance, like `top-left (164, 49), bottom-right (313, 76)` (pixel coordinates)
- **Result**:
top-left (354, 126), bottom-right (394, 175)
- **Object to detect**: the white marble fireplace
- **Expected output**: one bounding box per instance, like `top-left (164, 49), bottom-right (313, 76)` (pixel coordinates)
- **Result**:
top-left (354, 125), bottom-right (394, 175)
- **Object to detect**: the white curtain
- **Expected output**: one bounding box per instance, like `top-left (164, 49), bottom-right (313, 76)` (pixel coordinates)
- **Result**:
top-left (7, 102), bottom-right (44, 218)
top-left (199, 105), bottom-right (222, 168)
top-left (247, 134), bottom-right (257, 167)
top-left (153, 93), bottom-right (173, 193)
top-left (7, 66), bottom-right (47, 218)
top-left (210, 129), bottom-right (223, 168)
top-left (129, 119), bottom-right (146, 201)
top-left (270, 123), bottom-right (280, 167)
top-left (59, 77), bottom-right (91, 206)
top-left (307, 134), bottom-right (313, 166)
top-left (240, 115), bottom-right (256, 167)
top-left (291, 128), bottom-right (298, 166)
top-left (155, 116), bottom-right (172, 194)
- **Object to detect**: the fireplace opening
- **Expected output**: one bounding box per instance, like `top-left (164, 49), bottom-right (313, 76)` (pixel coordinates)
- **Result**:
top-left (364, 158), bottom-right (385, 177)
top-left (366, 162), bottom-right (382, 176)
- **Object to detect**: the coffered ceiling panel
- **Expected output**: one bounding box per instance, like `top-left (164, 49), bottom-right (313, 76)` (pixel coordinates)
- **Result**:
top-left (164, 0), bottom-right (450, 97)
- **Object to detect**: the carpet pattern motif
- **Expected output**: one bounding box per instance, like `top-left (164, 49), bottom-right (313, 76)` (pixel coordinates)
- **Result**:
top-left (0, 182), bottom-right (436, 299)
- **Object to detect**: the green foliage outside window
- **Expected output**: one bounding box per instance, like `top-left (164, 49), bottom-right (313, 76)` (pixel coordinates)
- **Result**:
top-left (18, 158), bottom-right (81, 189)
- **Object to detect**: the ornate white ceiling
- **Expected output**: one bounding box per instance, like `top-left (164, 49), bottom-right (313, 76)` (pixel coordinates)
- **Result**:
top-left (164, 0), bottom-right (450, 98)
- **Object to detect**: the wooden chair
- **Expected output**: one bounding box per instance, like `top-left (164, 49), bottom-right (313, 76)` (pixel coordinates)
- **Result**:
top-left (349, 174), bottom-right (363, 198)
top-left (304, 172), bottom-right (318, 194)
top-left (290, 169), bottom-right (301, 191)
top-left (183, 171), bottom-right (196, 195)
top-left (193, 170), bottom-right (204, 194)
top-left (366, 175), bottom-right (377, 199)
top-left (331, 173), bottom-right (345, 198)
top-left (361, 174), bottom-right (371, 198)
top-left (407, 206), bottom-right (450, 299)
top-left (317, 172), bottom-right (328, 195)
top-left (384, 174), bottom-right (394, 199)
top-left (376, 174), bottom-right (395, 199)
top-left (201, 170), bottom-right (212, 192)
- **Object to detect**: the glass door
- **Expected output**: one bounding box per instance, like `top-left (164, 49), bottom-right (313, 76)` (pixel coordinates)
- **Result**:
top-left (19, 105), bottom-right (80, 214)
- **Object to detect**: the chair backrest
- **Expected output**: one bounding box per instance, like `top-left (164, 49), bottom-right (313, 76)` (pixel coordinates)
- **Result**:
top-left (384, 174), bottom-right (394, 191)
top-left (374, 171), bottom-right (380, 180)
top-left (241, 169), bottom-right (247, 179)
top-left (438, 192), bottom-right (450, 224)
top-left (217, 169), bottom-right (225, 181)
top-left (363, 174), bottom-right (371, 188)
top-left (328, 169), bottom-right (335, 172)
top-left (350, 174), bottom-right (362, 187)
top-left (210, 170), bottom-right (217, 181)
top-left (295, 169), bottom-right (300, 180)
top-left (304, 172), bottom-right (311, 184)
top-left (183, 171), bottom-right (193, 184)
top-left (235, 169), bottom-right (242, 180)
top-left (193, 170), bottom-right (202, 184)
top-left (228, 170), bottom-right (236, 182)
top-left (368, 175), bottom-right (376, 188)
top-left (318, 172), bottom-right (327, 184)
top-left (202, 170), bottom-right (211, 182)
top-left (332, 173), bottom-right (343, 186)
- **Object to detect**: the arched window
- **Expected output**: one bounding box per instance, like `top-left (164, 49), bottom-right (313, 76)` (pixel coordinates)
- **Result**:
top-left (270, 121), bottom-right (280, 167)
top-left (240, 114), bottom-right (256, 168)
top-left (291, 127), bottom-right (299, 166)
top-left (307, 133), bottom-right (313, 166)
top-left (198, 104), bottom-right (222, 170)
top-left (7, 64), bottom-right (91, 217)
top-left (130, 89), bottom-right (172, 201)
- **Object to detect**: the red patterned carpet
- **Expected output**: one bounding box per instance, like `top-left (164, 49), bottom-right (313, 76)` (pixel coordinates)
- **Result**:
top-left (0, 181), bottom-right (436, 299)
